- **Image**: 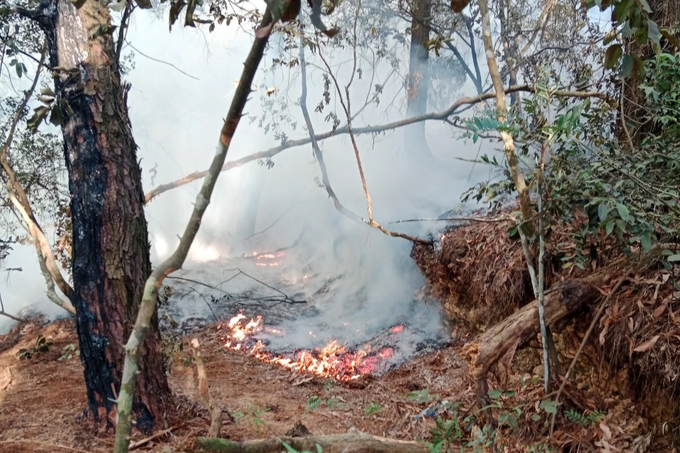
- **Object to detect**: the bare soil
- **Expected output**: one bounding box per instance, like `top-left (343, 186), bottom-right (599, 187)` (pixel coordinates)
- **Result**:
top-left (0, 318), bottom-right (471, 453)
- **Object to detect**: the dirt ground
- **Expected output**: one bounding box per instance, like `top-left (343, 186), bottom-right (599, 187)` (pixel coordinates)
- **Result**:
top-left (0, 318), bottom-right (473, 453)
top-left (0, 316), bottom-right (670, 453)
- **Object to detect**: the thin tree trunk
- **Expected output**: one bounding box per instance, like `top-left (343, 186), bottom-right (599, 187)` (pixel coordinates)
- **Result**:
top-left (113, 8), bottom-right (275, 453)
top-left (404, 0), bottom-right (433, 166)
top-left (477, 0), bottom-right (533, 227)
top-left (33, 0), bottom-right (169, 432)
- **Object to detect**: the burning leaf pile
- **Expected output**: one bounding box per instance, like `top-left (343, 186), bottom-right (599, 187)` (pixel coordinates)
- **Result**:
top-left (220, 314), bottom-right (405, 381)
top-left (242, 251), bottom-right (285, 267)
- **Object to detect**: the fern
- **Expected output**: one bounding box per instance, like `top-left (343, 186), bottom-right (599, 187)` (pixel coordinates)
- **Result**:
top-left (565, 409), bottom-right (607, 427)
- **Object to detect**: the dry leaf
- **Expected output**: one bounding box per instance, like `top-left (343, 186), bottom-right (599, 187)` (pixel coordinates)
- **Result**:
top-left (633, 335), bottom-right (660, 353)
top-left (600, 422), bottom-right (612, 440)
top-left (652, 298), bottom-right (669, 319)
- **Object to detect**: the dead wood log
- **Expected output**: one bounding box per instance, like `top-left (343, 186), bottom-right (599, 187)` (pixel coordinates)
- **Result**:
top-left (194, 428), bottom-right (429, 453)
top-left (462, 280), bottom-right (600, 379)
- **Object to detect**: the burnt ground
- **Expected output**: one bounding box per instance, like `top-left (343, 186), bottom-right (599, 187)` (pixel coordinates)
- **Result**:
top-left (0, 318), bottom-right (471, 453)
top-left (0, 316), bottom-right (666, 453)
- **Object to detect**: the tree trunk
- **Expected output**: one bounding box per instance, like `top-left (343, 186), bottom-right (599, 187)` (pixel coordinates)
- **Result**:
top-left (404, 0), bottom-right (433, 167)
top-left (39, 0), bottom-right (169, 432)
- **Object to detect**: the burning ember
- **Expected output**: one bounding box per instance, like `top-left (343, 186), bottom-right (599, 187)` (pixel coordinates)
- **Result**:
top-left (221, 313), bottom-right (401, 381)
top-left (243, 251), bottom-right (285, 267)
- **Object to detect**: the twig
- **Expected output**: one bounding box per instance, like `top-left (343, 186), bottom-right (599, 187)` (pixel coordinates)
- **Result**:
top-left (124, 40), bottom-right (199, 81)
top-left (389, 216), bottom-right (513, 224)
top-left (243, 203), bottom-right (300, 240)
top-left (191, 338), bottom-right (222, 437)
top-left (0, 440), bottom-right (95, 453)
top-left (128, 427), bottom-right (175, 450)
top-left (298, 38), bottom-right (367, 227)
top-left (548, 270), bottom-right (632, 436)
top-left (0, 44), bottom-right (75, 313)
top-left (315, 27), bottom-right (430, 245)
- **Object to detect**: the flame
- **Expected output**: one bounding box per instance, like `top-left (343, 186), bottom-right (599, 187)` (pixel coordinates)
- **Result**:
top-left (222, 314), bottom-right (403, 381)
top-left (249, 250), bottom-right (285, 267)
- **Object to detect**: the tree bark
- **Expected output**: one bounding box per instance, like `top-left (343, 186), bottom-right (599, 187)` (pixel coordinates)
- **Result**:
top-left (462, 280), bottom-right (600, 380)
top-left (38, 0), bottom-right (169, 432)
top-left (404, 0), bottom-right (433, 166)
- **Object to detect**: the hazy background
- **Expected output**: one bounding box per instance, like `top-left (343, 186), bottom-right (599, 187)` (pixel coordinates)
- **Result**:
top-left (0, 3), bottom-right (500, 338)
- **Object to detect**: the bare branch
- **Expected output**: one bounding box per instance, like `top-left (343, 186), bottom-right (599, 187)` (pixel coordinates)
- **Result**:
top-left (145, 85), bottom-right (607, 203)
top-left (0, 44), bottom-right (75, 314)
top-left (390, 216), bottom-right (513, 224)
top-left (315, 24), bottom-right (430, 245)
top-left (299, 39), bottom-right (366, 226)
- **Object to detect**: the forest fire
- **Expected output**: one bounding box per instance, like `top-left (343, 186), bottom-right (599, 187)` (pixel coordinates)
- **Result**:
top-left (243, 250), bottom-right (285, 267)
top-left (220, 313), bottom-right (401, 381)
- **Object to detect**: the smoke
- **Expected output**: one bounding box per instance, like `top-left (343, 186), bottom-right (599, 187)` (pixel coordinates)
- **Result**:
top-left (1, 1), bottom-right (502, 352)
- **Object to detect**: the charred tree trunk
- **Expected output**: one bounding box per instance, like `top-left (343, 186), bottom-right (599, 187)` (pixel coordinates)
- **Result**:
top-left (35, 0), bottom-right (169, 432)
top-left (404, 0), bottom-right (433, 167)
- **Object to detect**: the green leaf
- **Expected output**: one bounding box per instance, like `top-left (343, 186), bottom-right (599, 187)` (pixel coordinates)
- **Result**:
top-left (638, 0), bottom-right (652, 13)
top-left (621, 54), bottom-right (634, 78)
top-left (169, 0), bottom-right (186, 30)
top-left (668, 254), bottom-right (680, 262)
top-left (281, 441), bottom-right (300, 453)
top-left (598, 203), bottom-right (611, 222)
top-left (604, 44), bottom-right (623, 69)
top-left (540, 399), bottom-right (557, 414)
top-left (132, 0), bottom-right (152, 8)
top-left (605, 220), bottom-right (615, 235)
top-left (648, 20), bottom-right (661, 47)
top-left (49, 106), bottom-right (63, 126)
top-left (488, 389), bottom-right (503, 399)
top-left (616, 203), bottom-right (631, 222)
top-left (640, 234), bottom-right (652, 251)
top-left (184, 0), bottom-right (197, 26)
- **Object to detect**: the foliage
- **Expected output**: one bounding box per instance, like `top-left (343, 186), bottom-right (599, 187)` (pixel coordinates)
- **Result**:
top-left (586, 0), bottom-right (679, 79)
top-left (232, 404), bottom-right (270, 432)
top-left (57, 343), bottom-right (79, 361)
top-left (364, 402), bottom-right (383, 416)
top-left (281, 441), bottom-right (323, 453)
top-left (16, 334), bottom-right (50, 360)
top-left (564, 409), bottom-right (607, 427)
top-left (462, 52), bottom-right (680, 270)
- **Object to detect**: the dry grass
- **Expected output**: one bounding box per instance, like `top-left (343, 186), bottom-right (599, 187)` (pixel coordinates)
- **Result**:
top-left (413, 212), bottom-right (680, 439)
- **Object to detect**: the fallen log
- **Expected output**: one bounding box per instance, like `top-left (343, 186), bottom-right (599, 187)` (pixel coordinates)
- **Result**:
top-left (194, 428), bottom-right (429, 453)
top-left (462, 280), bottom-right (600, 379)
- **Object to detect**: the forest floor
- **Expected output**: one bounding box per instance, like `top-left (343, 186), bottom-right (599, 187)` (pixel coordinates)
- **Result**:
top-left (0, 306), bottom-right (669, 452)
top-left (0, 318), bottom-right (474, 453)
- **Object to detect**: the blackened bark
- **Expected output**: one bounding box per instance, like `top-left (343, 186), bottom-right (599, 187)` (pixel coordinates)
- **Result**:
top-left (38, 0), bottom-right (169, 432)
top-left (405, 0), bottom-right (433, 166)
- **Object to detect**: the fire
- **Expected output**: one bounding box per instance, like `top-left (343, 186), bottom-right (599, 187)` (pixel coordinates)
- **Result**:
top-left (247, 250), bottom-right (285, 267)
top-left (221, 314), bottom-right (403, 381)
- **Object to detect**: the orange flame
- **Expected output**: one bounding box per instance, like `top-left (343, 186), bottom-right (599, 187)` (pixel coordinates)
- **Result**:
top-left (221, 314), bottom-right (402, 381)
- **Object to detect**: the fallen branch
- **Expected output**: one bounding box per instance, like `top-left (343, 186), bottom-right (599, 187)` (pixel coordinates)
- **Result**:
top-left (144, 85), bottom-right (608, 203)
top-left (462, 280), bottom-right (600, 379)
top-left (129, 427), bottom-right (175, 450)
top-left (194, 428), bottom-right (429, 453)
top-left (191, 339), bottom-right (222, 438)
